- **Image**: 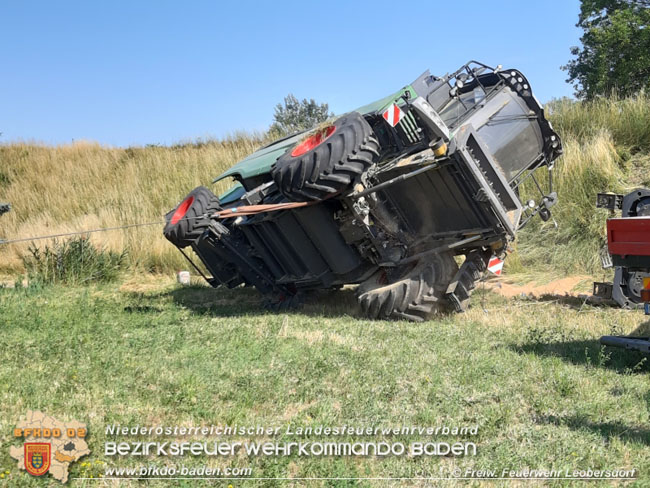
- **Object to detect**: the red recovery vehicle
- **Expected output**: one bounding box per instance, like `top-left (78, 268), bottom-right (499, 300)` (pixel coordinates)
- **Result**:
top-left (596, 191), bottom-right (650, 353)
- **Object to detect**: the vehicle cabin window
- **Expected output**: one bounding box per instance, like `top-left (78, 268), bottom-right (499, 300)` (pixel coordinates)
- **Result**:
top-left (438, 89), bottom-right (484, 127)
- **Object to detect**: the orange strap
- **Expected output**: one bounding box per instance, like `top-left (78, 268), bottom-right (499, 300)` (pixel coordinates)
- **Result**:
top-left (213, 201), bottom-right (316, 218)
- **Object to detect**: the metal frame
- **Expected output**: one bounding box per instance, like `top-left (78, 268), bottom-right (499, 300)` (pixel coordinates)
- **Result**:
top-left (452, 125), bottom-right (523, 237)
top-left (600, 335), bottom-right (650, 354)
top-left (596, 189), bottom-right (650, 354)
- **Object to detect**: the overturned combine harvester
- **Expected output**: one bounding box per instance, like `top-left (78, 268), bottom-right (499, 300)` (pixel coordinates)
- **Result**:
top-left (164, 61), bottom-right (562, 321)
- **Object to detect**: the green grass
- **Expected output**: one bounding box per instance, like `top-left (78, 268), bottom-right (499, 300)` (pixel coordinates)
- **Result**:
top-left (1, 280), bottom-right (648, 486)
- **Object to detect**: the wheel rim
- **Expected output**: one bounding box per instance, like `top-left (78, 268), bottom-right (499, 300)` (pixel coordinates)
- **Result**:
top-left (290, 125), bottom-right (336, 157)
top-left (170, 196), bottom-right (194, 225)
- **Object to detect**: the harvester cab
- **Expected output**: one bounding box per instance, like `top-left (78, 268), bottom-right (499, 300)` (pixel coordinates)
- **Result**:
top-left (412, 61), bottom-right (561, 229)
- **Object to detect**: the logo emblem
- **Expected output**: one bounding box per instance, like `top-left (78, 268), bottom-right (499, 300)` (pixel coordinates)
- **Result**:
top-left (11, 410), bottom-right (90, 483)
top-left (24, 443), bottom-right (51, 476)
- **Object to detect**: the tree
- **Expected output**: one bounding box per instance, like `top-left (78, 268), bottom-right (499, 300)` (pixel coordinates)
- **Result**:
top-left (269, 94), bottom-right (333, 136)
top-left (563, 0), bottom-right (650, 99)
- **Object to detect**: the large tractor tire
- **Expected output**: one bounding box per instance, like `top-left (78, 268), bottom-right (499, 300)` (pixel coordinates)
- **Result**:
top-left (271, 112), bottom-right (381, 201)
top-left (446, 250), bottom-right (490, 312)
top-left (163, 186), bottom-right (221, 248)
top-left (357, 253), bottom-right (457, 322)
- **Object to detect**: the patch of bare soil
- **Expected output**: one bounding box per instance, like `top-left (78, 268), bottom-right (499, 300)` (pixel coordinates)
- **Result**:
top-left (486, 275), bottom-right (592, 298)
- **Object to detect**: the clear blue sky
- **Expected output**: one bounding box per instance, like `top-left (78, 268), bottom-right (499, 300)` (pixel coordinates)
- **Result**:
top-left (1, 0), bottom-right (581, 147)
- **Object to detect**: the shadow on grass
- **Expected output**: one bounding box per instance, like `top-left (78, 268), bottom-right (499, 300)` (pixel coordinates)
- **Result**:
top-left (512, 338), bottom-right (649, 373)
top-left (538, 415), bottom-right (650, 446)
top-left (137, 284), bottom-right (365, 319)
top-left (520, 293), bottom-right (614, 310)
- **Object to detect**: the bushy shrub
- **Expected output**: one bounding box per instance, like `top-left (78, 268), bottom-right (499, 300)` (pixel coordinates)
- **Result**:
top-left (22, 236), bottom-right (125, 285)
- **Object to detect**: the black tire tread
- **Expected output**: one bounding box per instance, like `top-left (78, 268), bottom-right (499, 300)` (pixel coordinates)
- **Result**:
top-left (271, 112), bottom-right (380, 201)
top-left (163, 186), bottom-right (221, 248)
top-left (452, 252), bottom-right (489, 312)
top-left (357, 254), bottom-right (457, 322)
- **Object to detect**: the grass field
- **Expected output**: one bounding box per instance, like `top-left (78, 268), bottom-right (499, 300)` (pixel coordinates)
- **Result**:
top-left (1, 278), bottom-right (648, 486)
top-left (0, 136), bottom-right (264, 273)
top-left (2, 94), bottom-right (650, 485)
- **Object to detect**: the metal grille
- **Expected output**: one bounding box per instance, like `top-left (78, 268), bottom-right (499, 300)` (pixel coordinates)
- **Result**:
top-left (395, 109), bottom-right (423, 145)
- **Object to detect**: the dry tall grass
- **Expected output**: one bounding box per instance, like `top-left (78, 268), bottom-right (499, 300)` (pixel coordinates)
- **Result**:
top-left (515, 93), bottom-right (650, 274)
top-left (516, 131), bottom-right (627, 273)
top-left (0, 137), bottom-right (265, 273)
top-left (1, 94), bottom-right (649, 276)
top-left (547, 91), bottom-right (650, 152)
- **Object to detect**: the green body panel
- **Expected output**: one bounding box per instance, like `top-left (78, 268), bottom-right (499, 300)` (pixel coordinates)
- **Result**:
top-left (213, 85), bottom-right (417, 189)
top-left (352, 86), bottom-right (416, 117)
top-left (218, 181), bottom-right (245, 204)
top-left (214, 131), bottom-right (305, 186)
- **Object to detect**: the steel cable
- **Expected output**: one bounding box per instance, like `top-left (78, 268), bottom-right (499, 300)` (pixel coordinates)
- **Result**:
top-left (0, 200), bottom-right (317, 245)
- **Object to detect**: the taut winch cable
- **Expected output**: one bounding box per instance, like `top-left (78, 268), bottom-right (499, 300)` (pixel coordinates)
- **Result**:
top-left (0, 200), bottom-right (317, 245)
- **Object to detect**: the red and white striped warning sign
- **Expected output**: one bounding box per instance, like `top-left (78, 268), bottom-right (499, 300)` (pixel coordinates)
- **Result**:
top-left (382, 103), bottom-right (404, 127)
top-left (487, 256), bottom-right (504, 276)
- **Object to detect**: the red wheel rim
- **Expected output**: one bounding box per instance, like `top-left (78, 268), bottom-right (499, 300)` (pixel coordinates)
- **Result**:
top-left (170, 196), bottom-right (194, 225)
top-left (291, 125), bottom-right (336, 157)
